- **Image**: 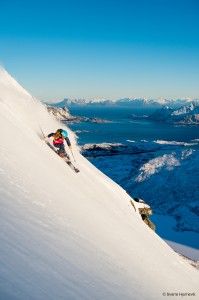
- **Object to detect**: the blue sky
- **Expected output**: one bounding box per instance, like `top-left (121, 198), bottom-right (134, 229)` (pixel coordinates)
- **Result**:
top-left (0, 0), bottom-right (199, 101)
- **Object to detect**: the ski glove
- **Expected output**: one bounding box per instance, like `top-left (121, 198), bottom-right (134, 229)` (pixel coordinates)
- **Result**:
top-left (68, 145), bottom-right (72, 150)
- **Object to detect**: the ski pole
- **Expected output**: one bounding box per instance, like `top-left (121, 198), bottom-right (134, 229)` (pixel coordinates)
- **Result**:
top-left (39, 125), bottom-right (46, 139)
top-left (70, 149), bottom-right (76, 162)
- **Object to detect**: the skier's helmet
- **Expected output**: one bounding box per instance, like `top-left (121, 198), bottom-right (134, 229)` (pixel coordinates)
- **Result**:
top-left (61, 130), bottom-right (68, 138)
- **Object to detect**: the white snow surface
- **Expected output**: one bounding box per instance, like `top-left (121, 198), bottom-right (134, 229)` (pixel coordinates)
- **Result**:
top-left (154, 140), bottom-right (197, 146)
top-left (0, 68), bottom-right (199, 300)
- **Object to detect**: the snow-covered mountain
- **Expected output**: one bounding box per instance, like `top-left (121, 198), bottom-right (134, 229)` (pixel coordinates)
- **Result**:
top-left (148, 103), bottom-right (199, 124)
top-left (148, 106), bottom-right (174, 121)
top-left (47, 97), bottom-right (199, 108)
top-left (0, 67), bottom-right (199, 299)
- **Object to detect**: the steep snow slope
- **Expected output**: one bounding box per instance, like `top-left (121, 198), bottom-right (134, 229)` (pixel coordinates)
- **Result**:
top-left (0, 68), bottom-right (198, 300)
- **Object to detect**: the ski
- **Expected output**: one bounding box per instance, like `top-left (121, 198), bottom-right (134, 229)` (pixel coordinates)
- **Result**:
top-left (45, 141), bottom-right (80, 173)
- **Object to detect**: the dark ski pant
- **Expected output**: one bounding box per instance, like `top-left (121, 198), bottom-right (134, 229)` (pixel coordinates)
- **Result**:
top-left (54, 143), bottom-right (66, 155)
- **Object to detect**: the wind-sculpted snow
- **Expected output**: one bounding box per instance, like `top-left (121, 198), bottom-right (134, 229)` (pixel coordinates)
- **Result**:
top-left (0, 68), bottom-right (199, 300)
top-left (135, 153), bottom-right (181, 182)
top-left (135, 149), bottom-right (196, 182)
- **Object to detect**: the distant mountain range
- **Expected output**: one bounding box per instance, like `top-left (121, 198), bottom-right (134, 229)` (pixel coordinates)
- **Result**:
top-left (148, 102), bottom-right (199, 124)
top-left (46, 98), bottom-right (199, 125)
top-left (46, 97), bottom-right (199, 108)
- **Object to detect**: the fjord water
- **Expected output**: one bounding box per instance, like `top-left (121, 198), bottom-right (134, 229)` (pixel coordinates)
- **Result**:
top-left (67, 106), bottom-right (199, 145)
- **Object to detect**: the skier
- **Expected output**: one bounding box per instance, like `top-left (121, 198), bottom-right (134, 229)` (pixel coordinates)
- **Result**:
top-left (44, 129), bottom-right (72, 157)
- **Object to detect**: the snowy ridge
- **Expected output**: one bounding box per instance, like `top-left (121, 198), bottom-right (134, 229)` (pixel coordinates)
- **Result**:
top-left (0, 68), bottom-right (199, 299)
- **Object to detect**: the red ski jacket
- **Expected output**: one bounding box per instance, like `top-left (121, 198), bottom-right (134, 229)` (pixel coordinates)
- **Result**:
top-left (53, 137), bottom-right (64, 145)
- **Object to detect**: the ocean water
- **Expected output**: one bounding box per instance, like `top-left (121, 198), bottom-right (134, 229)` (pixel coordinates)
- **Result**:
top-left (67, 106), bottom-right (199, 146)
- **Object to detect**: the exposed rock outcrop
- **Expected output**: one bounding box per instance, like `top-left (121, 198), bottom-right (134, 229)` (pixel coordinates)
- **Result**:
top-left (131, 197), bottom-right (156, 231)
top-left (45, 105), bottom-right (72, 120)
top-left (45, 105), bottom-right (109, 123)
